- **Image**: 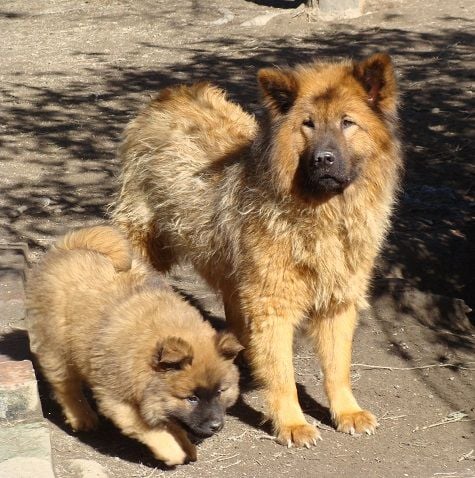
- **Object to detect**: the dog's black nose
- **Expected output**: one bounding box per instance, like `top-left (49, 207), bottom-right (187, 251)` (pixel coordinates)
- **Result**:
top-left (209, 421), bottom-right (224, 433)
top-left (315, 151), bottom-right (335, 165)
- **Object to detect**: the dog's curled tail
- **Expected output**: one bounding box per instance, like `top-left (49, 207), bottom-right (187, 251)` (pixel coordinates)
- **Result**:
top-left (55, 226), bottom-right (132, 272)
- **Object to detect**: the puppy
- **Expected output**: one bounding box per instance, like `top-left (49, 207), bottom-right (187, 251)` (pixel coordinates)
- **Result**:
top-left (26, 226), bottom-right (242, 466)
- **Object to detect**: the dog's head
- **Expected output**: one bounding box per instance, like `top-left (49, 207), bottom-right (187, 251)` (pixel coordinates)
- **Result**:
top-left (257, 53), bottom-right (400, 202)
top-left (141, 332), bottom-right (242, 438)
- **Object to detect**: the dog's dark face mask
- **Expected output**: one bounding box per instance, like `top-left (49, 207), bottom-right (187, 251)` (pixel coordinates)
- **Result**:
top-left (257, 53), bottom-right (399, 203)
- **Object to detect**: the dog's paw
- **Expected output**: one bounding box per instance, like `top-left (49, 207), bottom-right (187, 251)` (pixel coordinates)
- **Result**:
top-left (160, 448), bottom-right (189, 467)
top-left (66, 410), bottom-right (99, 432)
top-left (151, 433), bottom-right (194, 467)
top-left (335, 410), bottom-right (379, 435)
top-left (186, 443), bottom-right (197, 463)
top-left (276, 422), bottom-right (321, 448)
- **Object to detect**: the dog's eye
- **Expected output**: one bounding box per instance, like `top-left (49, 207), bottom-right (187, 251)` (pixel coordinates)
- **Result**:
top-left (217, 388), bottom-right (227, 395)
top-left (341, 118), bottom-right (356, 129)
top-left (187, 395), bottom-right (199, 404)
top-left (302, 118), bottom-right (315, 129)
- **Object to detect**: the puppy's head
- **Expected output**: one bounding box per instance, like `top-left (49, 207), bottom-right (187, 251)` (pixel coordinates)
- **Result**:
top-left (140, 332), bottom-right (243, 438)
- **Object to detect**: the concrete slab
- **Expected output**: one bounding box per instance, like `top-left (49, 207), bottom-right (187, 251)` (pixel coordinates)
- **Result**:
top-left (0, 360), bottom-right (43, 423)
top-left (0, 243), bottom-right (55, 477)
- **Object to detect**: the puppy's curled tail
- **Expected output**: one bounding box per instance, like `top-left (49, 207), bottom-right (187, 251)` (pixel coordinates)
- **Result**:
top-left (55, 226), bottom-right (132, 272)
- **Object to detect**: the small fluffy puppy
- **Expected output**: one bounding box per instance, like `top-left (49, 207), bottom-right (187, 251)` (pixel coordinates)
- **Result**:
top-left (26, 226), bottom-right (242, 466)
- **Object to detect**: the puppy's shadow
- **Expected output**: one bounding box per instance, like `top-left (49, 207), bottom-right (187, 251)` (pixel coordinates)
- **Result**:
top-left (0, 329), bottom-right (31, 361)
top-left (36, 372), bottom-right (172, 469)
top-left (172, 287), bottom-right (227, 332)
top-left (228, 395), bottom-right (272, 434)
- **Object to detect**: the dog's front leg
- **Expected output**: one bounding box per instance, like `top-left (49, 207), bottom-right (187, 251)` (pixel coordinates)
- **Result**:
top-left (311, 303), bottom-right (378, 435)
top-left (243, 297), bottom-right (320, 447)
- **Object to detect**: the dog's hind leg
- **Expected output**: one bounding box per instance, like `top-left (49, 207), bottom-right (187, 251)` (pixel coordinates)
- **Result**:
top-left (143, 223), bottom-right (178, 272)
top-left (222, 283), bottom-right (249, 349)
top-left (310, 303), bottom-right (379, 435)
top-left (41, 360), bottom-right (98, 431)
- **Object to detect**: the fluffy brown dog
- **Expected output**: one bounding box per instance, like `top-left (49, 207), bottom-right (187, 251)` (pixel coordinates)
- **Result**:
top-left (26, 226), bottom-right (242, 466)
top-left (112, 53), bottom-right (403, 447)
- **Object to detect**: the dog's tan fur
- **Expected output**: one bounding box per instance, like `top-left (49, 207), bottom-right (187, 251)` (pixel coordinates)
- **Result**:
top-left (26, 226), bottom-right (242, 465)
top-left (112, 54), bottom-right (403, 446)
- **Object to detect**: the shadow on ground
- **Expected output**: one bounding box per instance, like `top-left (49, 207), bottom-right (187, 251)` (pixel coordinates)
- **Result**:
top-left (0, 329), bottom-right (327, 465)
top-left (1, 25), bottom-right (472, 302)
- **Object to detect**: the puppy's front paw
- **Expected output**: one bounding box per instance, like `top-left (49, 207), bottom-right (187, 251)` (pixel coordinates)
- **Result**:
top-left (276, 422), bottom-right (321, 448)
top-left (161, 449), bottom-right (188, 467)
top-left (186, 443), bottom-right (197, 463)
top-left (152, 432), bottom-right (195, 466)
top-left (66, 410), bottom-right (99, 432)
top-left (335, 410), bottom-right (378, 435)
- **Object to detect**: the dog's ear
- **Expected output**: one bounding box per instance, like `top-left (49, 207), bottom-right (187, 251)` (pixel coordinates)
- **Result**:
top-left (152, 337), bottom-right (193, 372)
top-left (216, 332), bottom-right (244, 361)
top-left (258, 67), bottom-right (298, 115)
top-left (353, 53), bottom-right (398, 117)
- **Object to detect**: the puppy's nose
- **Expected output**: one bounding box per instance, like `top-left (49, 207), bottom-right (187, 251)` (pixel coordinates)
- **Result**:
top-left (315, 151), bottom-right (335, 165)
top-left (209, 420), bottom-right (224, 433)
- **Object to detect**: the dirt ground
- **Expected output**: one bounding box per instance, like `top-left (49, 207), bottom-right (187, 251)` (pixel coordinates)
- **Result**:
top-left (0, 0), bottom-right (474, 477)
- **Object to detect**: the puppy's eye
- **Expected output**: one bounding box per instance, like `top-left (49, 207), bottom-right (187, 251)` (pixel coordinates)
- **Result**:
top-left (302, 118), bottom-right (315, 129)
top-left (217, 388), bottom-right (227, 395)
top-left (187, 395), bottom-right (199, 404)
top-left (341, 118), bottom-right (356, 129)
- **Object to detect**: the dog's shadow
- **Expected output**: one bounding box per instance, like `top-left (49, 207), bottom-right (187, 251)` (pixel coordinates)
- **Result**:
top-left (228, 379), bottom-right (333, 436)
top-left (171, 290), bottom-right (334, 433)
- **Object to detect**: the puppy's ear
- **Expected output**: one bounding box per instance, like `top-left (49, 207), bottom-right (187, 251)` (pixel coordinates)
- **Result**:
top-left (152, 337), bottom-right (193, 372)
top-left (353, 53), bottom-right (398, 117)
top-left (258, 67), bottom-right (298, 115)
top-left (216, 332), bottom-right (244, 361)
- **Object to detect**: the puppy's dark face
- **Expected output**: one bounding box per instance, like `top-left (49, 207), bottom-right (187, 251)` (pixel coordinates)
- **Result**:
top-left (140, 333), bottom-right (242, 438)
top-left (167, 383), bottom-right (235, 438)
top-left (257, 53), bottom-right (399, 202)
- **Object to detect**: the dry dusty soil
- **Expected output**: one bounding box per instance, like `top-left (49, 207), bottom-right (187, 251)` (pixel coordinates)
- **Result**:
top-left (0, 0), bottom-right (474, 477)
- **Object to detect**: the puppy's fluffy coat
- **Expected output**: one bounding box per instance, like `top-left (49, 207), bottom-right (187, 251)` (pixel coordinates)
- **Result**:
top-left (26, 226), bottom-right (242, 466)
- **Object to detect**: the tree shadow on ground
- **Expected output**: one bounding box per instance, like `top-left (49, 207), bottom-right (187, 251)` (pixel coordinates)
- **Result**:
top-left (246, 0), bottom-right (305, 8)
top-left (1, 24), bottom-right (472, 302)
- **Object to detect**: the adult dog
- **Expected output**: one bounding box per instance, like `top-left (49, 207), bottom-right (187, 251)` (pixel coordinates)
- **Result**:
top-left (112, 53), bottom-right (402, 447)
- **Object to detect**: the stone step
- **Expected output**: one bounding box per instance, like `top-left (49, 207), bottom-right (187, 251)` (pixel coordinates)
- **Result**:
top-left (0, 244), bottom-right (56, 478)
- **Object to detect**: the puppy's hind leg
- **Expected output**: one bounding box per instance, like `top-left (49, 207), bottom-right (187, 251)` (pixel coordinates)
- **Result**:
top-left (41, 360), bottom-right (98, 431)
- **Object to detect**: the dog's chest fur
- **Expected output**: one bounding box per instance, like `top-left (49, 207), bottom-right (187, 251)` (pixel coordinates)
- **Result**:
top-left (253, 198), bottom-right (389, 314)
